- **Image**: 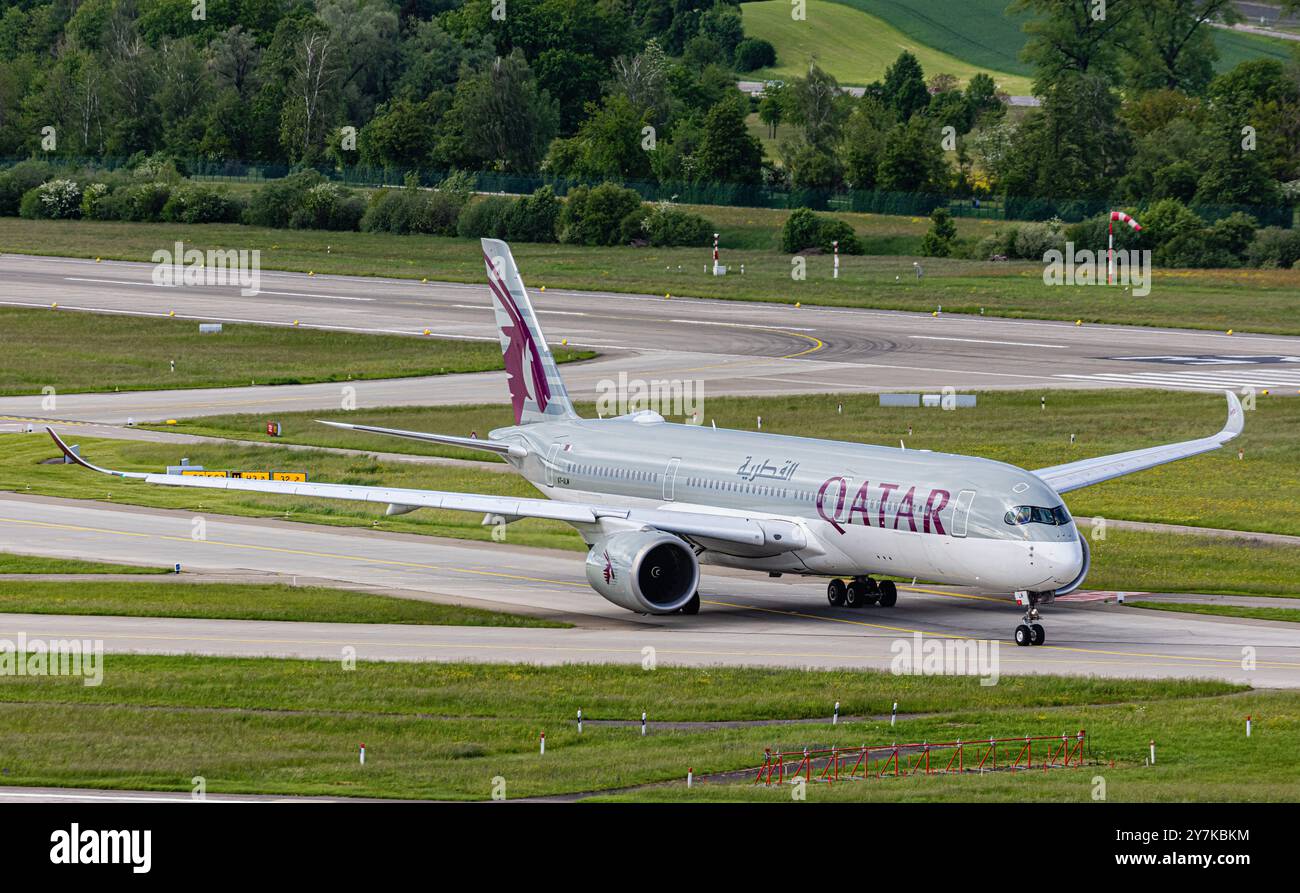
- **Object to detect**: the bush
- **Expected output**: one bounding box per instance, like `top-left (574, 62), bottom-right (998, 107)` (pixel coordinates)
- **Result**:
top-left (780, 207), bottom-right (862, 253)
top-left (20, 179), bottom-right (82, 219)
top-left (733, 38), bottom-right (776, 72)
top-left (920, 207), bottom-right (957, 257)
top-left (505, 185), bottom-right (560, 242)
top-left (103, 181), bottom-right (172, 222)
top-left (161, 182), bottom-right (245, 224)
top-left (641, 203), bottom-right (714, 247)
top-left (457, 195), bottom-right (517, 239)
top-left (0, 160), bottom-right (54, 216)
top-left (1246, 227), bottom-right (1300, 268)
top-left (81, 183), bottom-right (112, 220)
top-left (558, 182), bottom-right (643, 246)
top-left (245, 170), bottom-right (326, 229)
top-left (288, 182), bottom-right (364, 231)
top-left (1011, 220), bottom-right (1065, 260)
top-left (362, 172), bottom-right (471, 236)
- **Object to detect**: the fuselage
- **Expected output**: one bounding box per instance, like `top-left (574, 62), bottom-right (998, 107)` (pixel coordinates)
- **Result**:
top-left (490, 410), bottom-right (1086, 594)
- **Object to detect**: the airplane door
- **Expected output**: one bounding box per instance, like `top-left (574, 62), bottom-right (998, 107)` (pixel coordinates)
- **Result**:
top-left (950, 489), bottom-right (976, 537)
top-left (544, 443), bottom-right (563, 487)
top-left (663, 458), bottom-right (680, 501)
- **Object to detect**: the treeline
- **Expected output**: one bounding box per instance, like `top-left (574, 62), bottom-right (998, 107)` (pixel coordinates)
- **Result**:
top-left (0, 156), bottom-right (716, 247)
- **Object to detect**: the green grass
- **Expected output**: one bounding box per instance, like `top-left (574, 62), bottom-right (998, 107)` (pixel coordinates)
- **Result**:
top-left (0, 654), bottom-right (1267, 800)
top-left (1130, 601), bottom-right (1300, 623)
top-left (741, 0), bottom-right (1034, 94)
top-left (0, 307), bottom-right (592, 397)
top-left (149, 389), bottom-right (1300, 538)
top-left (5, 218), bottom-right (1299, 335)
top-left (0, 552), bottom-right (169, 574)
top-left (1087, 530), bottom-right (1300, 598)
top-left (0, 580), bottom-right (565, 626)
top-left (824, 0), bottom-right (1292, 82)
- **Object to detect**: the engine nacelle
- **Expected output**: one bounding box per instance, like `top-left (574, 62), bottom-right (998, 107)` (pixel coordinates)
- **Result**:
top-left (585, 529), bottom-right (699, 614)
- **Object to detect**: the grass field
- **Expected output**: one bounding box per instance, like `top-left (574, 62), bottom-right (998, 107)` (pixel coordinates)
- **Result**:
top-left (0, 307), bottom-right (592, 397)
top-left (813, 0), bottom-right (1292, 83)
top-left (1, 655), bottom-right (1277, 800)
top-left (150, 389), bottom-right (1300, 538)
top-left (0, 553), bottom-right (168, 574)
top-left (0, 579), bottom-right (564, 626)
top-left (741, 0), bottom-right (1034, 94)
top-left (1131, 601), bottom-right (1300, 623)
top-left (5, 218), bottom-right (1298, 335)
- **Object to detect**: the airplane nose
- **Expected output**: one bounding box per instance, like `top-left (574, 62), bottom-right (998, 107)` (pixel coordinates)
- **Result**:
top-left (1039, 538), bottom-right (1085, 586)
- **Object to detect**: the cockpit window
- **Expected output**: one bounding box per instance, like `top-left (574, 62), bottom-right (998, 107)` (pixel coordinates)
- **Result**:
top-left (1004, 505), bottom-right (1071, 526)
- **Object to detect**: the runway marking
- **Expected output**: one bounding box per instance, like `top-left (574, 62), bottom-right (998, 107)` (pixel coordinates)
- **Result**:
top-left (909, 335), bottom-right (1067, 349)
top-left (63, 278), bottom-right (377, 302)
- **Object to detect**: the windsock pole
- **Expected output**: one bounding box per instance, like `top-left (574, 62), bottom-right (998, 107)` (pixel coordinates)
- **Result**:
top-left (712, 233), bottom-right (719, 276)
top-left (1108, 211), bottom-right (1143, 284)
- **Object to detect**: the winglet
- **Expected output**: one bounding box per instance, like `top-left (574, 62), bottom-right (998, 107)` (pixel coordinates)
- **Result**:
top-left (45, 428), bottom-right (148, 479)
top-left (1221, 389), bottom-right (1244, 441)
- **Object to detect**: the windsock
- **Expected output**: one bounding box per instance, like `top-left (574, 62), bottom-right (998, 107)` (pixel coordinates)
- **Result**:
top-left (1108, 211), bottom-right (1143, 284)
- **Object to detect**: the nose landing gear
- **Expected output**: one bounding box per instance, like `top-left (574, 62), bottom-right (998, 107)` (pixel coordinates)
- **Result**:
top-left (1013, 591), bottom-right (1048, 646)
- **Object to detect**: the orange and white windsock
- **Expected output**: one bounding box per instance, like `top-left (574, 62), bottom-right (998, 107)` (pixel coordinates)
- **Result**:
top-left (1107, 211), bottom-right (1142, 284)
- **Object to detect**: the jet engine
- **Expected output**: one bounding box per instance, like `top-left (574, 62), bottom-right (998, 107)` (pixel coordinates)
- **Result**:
top-left (585, 529), bottom-right (699, 614)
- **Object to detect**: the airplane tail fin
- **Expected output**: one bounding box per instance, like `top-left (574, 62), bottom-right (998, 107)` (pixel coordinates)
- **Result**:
top-left (481, 238), bottom-right (578, 425)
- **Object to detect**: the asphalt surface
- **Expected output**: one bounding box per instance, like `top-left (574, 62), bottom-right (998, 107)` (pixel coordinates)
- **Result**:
top-left (2, 494), bottom-right (1296, 687)
top-left (4, 254), bottom-right (1300, 426)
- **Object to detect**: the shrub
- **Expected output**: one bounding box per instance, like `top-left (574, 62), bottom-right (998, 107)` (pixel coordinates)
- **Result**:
top-left (104, 181), bottom-right (172, 222)
top-left (780, 207), bottom-right (862, 253)
top-left (244, 170), bottom-right (327, 229)
top-left (505, 185), bottom-right (560, 242)
top-left (20, 178), bottom-right (82, 219)
top-left (558, 182), bottom-right (643, 246)
top-left (81, 183), bottom-right (112, 220)
top-left (287, 182), bottom-right (364, 231)
top-left (920, 207), bottom-right (957, 257)
top-left (362, 173), bottom-right (471, 236)
top-left (641, 203), bottom-right (713, 247)
top-left (457, 195), bottom-right (516, 239)
top-left (0, 160), bottom-right (54, 216)
top-left (1246, 227), bottom-right (1300, 268)
top-left (1011, 220), bottom-right (1065, 260)
top-left (161, 182), bottom-right (245, 224)
top-left (733, 38), bottom-right (776, 72)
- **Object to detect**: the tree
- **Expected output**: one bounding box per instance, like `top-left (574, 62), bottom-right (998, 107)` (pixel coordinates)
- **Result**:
top-left (445, 51), bottom-right (558, 172)
top-left (840, 96), bottom-right (891, 190)
top-left (789, 62), bottom-right (846, 150)
top-left (279, 28), bottom-right (339, 164)
top-left (964, 73), bottom-right (1005, 126)
top-left (758, 84), bottom-right (784, 139)
top-left (1012, 0), bottom-right (1136, 89)
top-left (544, 94), bottom-right (653, 181)
top-left (359, 96), bottom-right (442, 169)
top-left (881, 51), bottom-right (929, 121)
top-left (876, 115), bottom-right (949, 193)
top-left (921, 207), bottom-right (958, 256)
top-left (1124, 0), bottom-right (1238, 94)
top-left (695, 95), bottom-right (763, 184)
top-left (734, 38), bottom-right (776, 73)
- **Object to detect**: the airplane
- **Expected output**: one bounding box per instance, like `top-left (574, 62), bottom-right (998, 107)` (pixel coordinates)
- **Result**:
top-left (47, 238), bottom-right (1245, 646)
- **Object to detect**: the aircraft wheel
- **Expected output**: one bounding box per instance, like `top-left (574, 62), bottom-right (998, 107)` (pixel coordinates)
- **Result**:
top-left (1014, 624), bottom-right (1032, 646)
top-left (827, 579), bottom-right (847, 607)
top-left (1030, 623), bottom-right (1045, 646)
top-left (877, 580), bottom-right (898, 607)
top-left (680, 591), bottom-right (700, 615)
top-left (846, 580), bottom-right (867, 608)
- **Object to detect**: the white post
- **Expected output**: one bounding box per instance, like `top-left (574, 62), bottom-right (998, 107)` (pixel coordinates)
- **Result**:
top-left (833, 240), bottom-right (839, 279)
top-left (1149, 740), bottom-right (1155, 765)
top-left (833, 701), bottom-right (840, 725)
top-left (687, 767), bottom-right (693, 788)
top-left (359, 743), bottom-right (365, 765)
top-left (641, 711), bottom-right (647, 736)
top-left (891, 701), bottom-right (898, 727)
top-left (540, 732), bottom-right (546, 755)
top-left (1246, 715), bottom-right (1252, 738)
top-left (577, 708), bottom-right (582, 734)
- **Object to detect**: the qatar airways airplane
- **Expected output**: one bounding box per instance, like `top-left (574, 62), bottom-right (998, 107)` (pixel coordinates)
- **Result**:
top-left (48, 238), bottom-right (1244, 646)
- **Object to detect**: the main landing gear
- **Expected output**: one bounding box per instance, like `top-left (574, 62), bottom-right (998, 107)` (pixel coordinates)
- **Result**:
top-left (827, 577), bottom-right (896, 609)
top-left (1013, 592), bottom-right (1047, 646)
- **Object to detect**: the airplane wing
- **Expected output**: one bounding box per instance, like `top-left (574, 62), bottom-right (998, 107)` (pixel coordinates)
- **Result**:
top-left (1032, 390), bottom-right (1244, 494)
top-left (314, 420), bottom-right (526, 458)
top-left (45, 428), bottom-right (805, 553)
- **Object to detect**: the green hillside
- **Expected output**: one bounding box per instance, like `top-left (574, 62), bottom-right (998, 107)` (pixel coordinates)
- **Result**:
top-left (743, 0), bottom-right (1296, 95)
top-left (740, 0), bottom-right (1033, 93)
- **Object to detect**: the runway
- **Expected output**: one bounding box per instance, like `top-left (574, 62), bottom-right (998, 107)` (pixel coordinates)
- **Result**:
top-left (2, 494), bottom-right (1296, 687)
top-left (3, 254), bottom-right (1300, 425)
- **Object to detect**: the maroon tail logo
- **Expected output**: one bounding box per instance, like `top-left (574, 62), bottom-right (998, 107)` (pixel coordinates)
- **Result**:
top-left (485, 253), bottom-right (551, 424)
top-left (602, 550), bottom-right (615, 584)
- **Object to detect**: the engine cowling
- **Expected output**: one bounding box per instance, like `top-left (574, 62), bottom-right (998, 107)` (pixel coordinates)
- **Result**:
top-left (585, 529), bottom-right (699, 614)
